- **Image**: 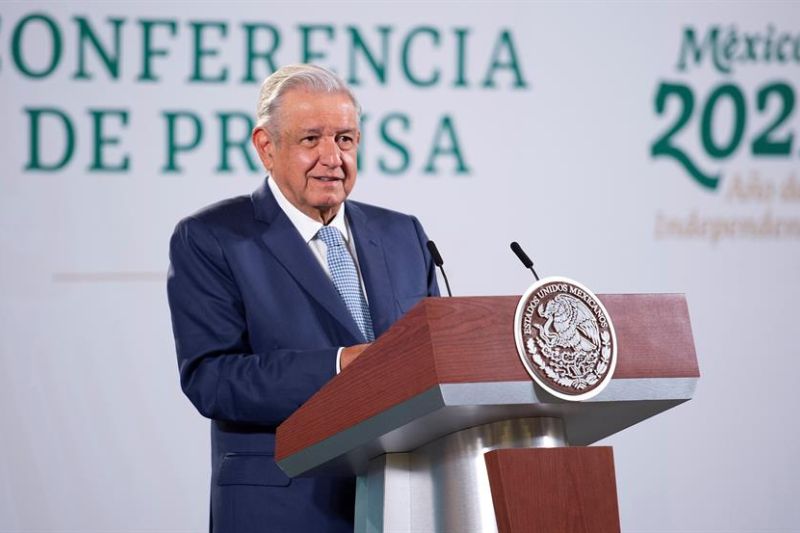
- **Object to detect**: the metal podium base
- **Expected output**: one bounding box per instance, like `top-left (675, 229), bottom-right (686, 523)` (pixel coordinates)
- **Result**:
top-left (354, 417), bottom-right (567, 533)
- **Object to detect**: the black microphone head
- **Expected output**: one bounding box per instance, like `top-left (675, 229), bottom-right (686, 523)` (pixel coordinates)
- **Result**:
top-left (426, 240), bottom-right (444, 267)
top-left (510, 241), bottom-right (534, 269)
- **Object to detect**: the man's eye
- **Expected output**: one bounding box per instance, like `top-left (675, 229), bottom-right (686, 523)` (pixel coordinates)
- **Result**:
top-left (337, 136), bottom-right (354, 146)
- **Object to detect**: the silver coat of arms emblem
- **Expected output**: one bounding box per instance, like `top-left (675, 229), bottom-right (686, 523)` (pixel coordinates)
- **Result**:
top-left (514, 277), bottom-right (617, 401)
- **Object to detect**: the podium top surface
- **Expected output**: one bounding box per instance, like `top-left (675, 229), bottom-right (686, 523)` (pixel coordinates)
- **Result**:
top-left (276, 294), bottom-right (699, 477)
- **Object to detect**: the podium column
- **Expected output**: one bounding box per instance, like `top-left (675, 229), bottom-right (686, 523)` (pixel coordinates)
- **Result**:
top-left (355, 417), bottom-right (566, 533)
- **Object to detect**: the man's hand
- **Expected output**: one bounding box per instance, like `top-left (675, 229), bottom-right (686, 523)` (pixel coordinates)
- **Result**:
top-left (340, 343), bottom-right (372, 370)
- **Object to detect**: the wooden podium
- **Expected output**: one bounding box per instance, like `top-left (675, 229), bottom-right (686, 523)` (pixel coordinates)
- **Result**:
top-left (275, 295), bottom-right (699, 532)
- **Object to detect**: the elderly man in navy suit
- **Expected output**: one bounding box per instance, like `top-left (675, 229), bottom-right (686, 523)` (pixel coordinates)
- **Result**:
top-left (167, 64), bottom-right (439, 532)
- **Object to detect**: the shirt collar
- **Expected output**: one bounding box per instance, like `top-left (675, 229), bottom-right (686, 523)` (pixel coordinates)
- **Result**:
top-left (267, 176), bottom-right (349, 243)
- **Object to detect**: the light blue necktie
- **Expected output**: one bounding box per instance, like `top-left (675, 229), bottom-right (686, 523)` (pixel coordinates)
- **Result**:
top-left (316, 226), bottom-right (375, 342)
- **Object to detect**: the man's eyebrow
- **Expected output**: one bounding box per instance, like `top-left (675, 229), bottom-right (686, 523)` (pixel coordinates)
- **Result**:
top-left (296, 127), bottom-right (357, 136)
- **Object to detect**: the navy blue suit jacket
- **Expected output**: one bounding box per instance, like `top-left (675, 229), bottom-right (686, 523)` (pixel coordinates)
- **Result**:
top-left (167, 180), bottom-right (439, 532)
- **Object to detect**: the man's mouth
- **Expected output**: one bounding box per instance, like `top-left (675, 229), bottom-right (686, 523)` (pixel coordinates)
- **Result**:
top-left (312, 176), bottom-right (343, 183)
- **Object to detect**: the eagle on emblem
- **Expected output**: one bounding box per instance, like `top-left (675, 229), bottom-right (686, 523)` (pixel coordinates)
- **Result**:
top-left (535, 294), bottom-right (600, 353)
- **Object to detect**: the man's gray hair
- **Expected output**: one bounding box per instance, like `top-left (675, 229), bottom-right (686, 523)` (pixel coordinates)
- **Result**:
top-left (255, 64), bottom-right (360, 136)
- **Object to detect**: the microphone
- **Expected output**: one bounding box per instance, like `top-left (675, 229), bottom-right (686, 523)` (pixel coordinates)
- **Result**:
top-left (510, 241), bottom-right (540, 281)
top-left (426, 240), bottom-right (453, 297)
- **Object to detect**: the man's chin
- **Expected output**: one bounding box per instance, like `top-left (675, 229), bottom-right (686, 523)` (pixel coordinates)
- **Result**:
top-left (308, 196), bottom-right (346, 221)
top-left (313, 192), bottom-right (348, 208)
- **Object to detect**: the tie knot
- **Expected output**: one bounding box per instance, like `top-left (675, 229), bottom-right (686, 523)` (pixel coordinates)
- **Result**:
top-left (317, 225), bottom-right (345, 248)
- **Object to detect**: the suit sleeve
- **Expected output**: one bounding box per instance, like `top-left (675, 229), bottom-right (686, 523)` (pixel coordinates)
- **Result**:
top-left (167, 216), bottom-right (337, 427)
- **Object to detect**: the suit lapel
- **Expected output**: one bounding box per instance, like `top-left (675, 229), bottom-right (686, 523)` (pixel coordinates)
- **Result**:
top-left (251, 181), bottom-right (365, 344)
top-left (347, 202), bottom-right (396, 338)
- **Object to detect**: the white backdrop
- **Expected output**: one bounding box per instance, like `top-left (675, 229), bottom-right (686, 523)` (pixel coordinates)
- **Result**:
top-left (2, 2), bottom-right (799, 531)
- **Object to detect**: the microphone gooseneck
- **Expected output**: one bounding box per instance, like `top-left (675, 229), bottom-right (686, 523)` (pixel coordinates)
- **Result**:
top-left (510, 241), bottom-right (540, 281)
top-left (426, 240), bottom-right (453, 297)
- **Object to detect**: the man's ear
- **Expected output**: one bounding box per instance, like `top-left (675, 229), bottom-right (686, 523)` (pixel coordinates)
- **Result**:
top-left (252, 128), bottom-right (275, 171)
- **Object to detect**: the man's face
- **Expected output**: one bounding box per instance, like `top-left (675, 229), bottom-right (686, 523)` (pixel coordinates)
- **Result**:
top-left (253, 88), bottom-right (360, 223)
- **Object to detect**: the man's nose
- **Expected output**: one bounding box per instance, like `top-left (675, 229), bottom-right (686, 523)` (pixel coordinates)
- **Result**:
top-left (318, 137), bottom-right (342, 167)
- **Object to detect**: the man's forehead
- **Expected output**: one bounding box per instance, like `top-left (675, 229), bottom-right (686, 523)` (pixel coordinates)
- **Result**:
top-left (282, 89), bottom-right (356, 112)
top-left (281, 95), bottom-right (358, 131)
top-left (281, 89), bottom-right (353, 113)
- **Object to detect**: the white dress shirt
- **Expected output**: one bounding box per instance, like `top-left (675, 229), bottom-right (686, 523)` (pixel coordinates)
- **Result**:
top-left (267, 177), bottom-right (369, 373)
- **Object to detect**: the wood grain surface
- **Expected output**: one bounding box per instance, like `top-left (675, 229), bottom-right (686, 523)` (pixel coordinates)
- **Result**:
top-left (485, 447), bottom-right (621, 533)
